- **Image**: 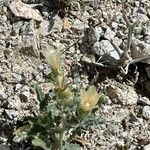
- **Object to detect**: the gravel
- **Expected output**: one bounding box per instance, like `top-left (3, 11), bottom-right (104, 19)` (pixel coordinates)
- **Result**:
top-left (0, 0), bottom-right (150, 149)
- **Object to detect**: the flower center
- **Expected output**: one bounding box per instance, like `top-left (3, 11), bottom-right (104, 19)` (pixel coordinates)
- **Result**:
top-left (85, 102), bottom-right (91, 107)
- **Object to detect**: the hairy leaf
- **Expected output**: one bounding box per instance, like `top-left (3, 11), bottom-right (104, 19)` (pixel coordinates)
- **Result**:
top-left (32, 136), bottom-right (50, 150)
top-left (62, 142), bottom-right (81, 150)
top-left (34, 85), bottom-right (47, 110)
top-left (13, 125), bottom-right (31, 143)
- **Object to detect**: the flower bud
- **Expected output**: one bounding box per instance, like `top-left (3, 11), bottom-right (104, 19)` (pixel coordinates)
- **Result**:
top-left (42, 48), bottom-right (61, 76)
top-left (57, 87), bottom-right (74, 106)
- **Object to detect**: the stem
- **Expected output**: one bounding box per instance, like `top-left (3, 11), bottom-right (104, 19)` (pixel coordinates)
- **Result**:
top-left (53, 106), bottom-right (67, 150)
top-left (51, 133), bottom-right (60, 150)
top-left (59, 106), bottom-right (67, 149)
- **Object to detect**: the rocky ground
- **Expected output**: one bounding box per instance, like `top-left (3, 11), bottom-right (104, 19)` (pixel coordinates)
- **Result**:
top-left (0, 0), bottom-right (150, 150)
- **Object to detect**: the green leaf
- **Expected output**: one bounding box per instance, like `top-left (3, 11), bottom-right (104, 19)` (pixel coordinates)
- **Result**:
top-left (62, 143), bottom-right (81, 150)
top-left (27, 116), bottom-right (46, 135)
top-left (28, 116), bottom-right (38, 124)
top-left (32, 136), bottom-right (51, 150)
top-left (74, 115), bottom-right (103, 135)
top-left (83, 115), bottom-right (103, 126)
top-left (13, 125), bottom-right (31, 143)
top-left (98, 94), bottom-right (106, 105)
top-left (37, 113), bottom-right (54, 128)
top-left (46, 101), bottom-right (60, 117)
top-left (34, 85), bottom-right (47, 110)
top-left (35, 85), bottom-right (45, 102)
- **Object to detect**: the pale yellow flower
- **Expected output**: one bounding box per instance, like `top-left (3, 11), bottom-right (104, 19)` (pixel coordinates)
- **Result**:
top-left (80, 86), bottom-right (100, 112)
top-left (42, 48), bottom-right (61, 75)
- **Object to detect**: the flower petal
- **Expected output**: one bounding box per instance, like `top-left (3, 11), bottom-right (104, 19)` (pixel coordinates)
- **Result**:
top-left (87, 86), bottom-right (97, 98)
top-left (80, 89), bottom-right (87, 106)
top-left (80, 86), bottom-right (100, 112)
top-left (87, 86), bottom-right (99, 105)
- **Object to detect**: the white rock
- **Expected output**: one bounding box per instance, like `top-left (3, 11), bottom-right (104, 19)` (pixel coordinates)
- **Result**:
top-left (42, 6), bottom-right (49, 17)
top-left (51, 15), bottom-right (63, 32)
top-left (14, 84), bottom-right (22, 91)
top-left (138, 97), bottom-right (150, 106)
top-left (72, 19), bottom-right (88, 30)
top-left (113, 37), bottom-right (122, 47)
top-left (104, 27), bottom-right (116, 40)
top-left (7, 95), bottom-right (22, 110)
top-left (144, 144), bottom-right (150, 150)
top-left (40, 20), bottom-right (50, 36)
top-left (0, 91), bottom-right (7, 100)
top-left (81, 11), bottom-right (90, 22)
top-left (12, 64), bottom-right (22, 74)
top-left (137, 13), bottom-right (149, 23)
top-left (5, 109), bottom-right (19, 120)
top-left (107, 82), bottom-right (138, 105)
top-left (111, 21), bottom-right (118, 31)
top-left (21, 85), bottom-right (30, 92)
top-left (113, 108), bottom-right (129, 122)
top-left (12, 73), bottom-right (22, 83)
top-left (97, 40), bottom-right (120, 60)
top-left (142, 106), bottom-right (150, 119)
top-left (88, 26), bottom-right (103, 45)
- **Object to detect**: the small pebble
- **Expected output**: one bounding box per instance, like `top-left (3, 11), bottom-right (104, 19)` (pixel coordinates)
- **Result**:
top-left (142, 106), bottom-right (150, 119)
top-left (0, 91), bottom-right (7, 100)
top-left (144, 144), bottom-right (150, 150)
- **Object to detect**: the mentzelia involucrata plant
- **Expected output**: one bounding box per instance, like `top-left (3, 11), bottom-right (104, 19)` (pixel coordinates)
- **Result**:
top-left (13, 44), bottom-right (104, 150)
